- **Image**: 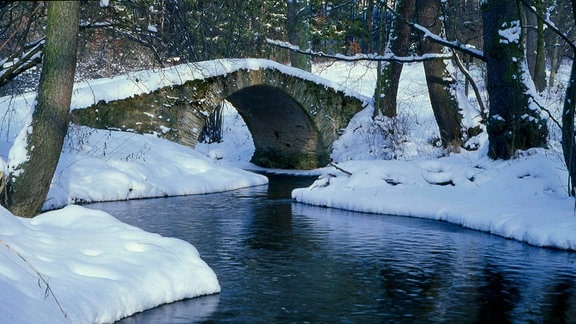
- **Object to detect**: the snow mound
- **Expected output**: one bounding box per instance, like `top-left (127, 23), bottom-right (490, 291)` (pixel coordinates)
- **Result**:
top-left (46, 126), bottom-right (268, 209)
top-left (0, 205), bottom-right (220, 323)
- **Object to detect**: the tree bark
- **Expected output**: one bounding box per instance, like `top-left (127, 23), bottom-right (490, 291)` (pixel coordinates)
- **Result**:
top-left (417, 0), bottom-right (463, 150)
top-left (482, 0), bottom-right (548, 160)
top-left (374, 0), bottom-right (416, 118)
top-left (7, 1), bottom-right (80, 217)
top-left (548, 34), bottom-right (560, 89)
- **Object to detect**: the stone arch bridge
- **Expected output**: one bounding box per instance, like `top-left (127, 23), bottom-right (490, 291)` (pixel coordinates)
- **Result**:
top-left (72, 59), bottom-right (366, 169)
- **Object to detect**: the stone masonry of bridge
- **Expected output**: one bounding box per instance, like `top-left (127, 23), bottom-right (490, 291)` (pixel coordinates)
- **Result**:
top-left (72, 60), bottom-right (366, 169)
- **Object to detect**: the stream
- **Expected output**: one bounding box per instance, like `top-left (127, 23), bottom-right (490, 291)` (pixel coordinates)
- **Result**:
top-left (86, 174), bottom-right (576, 323)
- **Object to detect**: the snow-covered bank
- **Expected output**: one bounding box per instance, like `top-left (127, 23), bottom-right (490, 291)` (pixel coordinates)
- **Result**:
top-left (0, 124), bottom-right (260, 323)
top-left (293, 149), bottom-right (576, 251)
top-left (46, 125), bottom-right (268, 210)
top-left (290, 61), bottom-right (576, 251)
top-left (0, 205), bottom-right (220, 323)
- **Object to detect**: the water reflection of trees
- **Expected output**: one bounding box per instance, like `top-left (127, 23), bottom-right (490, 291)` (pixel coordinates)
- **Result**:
top-left (376, 242), bottom-right (480, 321)
top-left (540, 274), bottom-right (576, 322)
top-left (475, 265), bottom-right (520, 323)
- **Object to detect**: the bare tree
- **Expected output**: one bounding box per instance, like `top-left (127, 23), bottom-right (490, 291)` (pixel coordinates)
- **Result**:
top-left (0, 2), bottom-right (45, 93)
top-left (524, 0), bottom-right (546, 92)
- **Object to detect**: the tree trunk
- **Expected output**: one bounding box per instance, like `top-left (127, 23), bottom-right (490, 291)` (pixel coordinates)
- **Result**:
top-left (548, 34), bottom-right (560, 89)
top-left (562, 60), bottom-right (576, 195)
top-left (286, 0), bottom-right (311, 71)
top-left (365, 0), bottom-right (375, 53)
top-left (524, 0), bottom-right (546, 92)
top-left (417, 0), bottom-right (463, 150)
top-left (7, 1), bottom-right (80, 217)
top-left (482, 0), bottom-right (548, 160)
top-left (374, 0), bottom-right (416, 118)
top-left (561, 2), bottom-right (576, 196)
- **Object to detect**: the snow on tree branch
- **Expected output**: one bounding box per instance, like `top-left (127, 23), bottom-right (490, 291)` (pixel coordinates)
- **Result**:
top-left (518, 0), bottom-right (576, 52)
top-left (266, 39), bottom-right (453, 63)
top-left (385, 4), bottom-right (485, 61)
top-left (0, 38), bottom-right (45, 89)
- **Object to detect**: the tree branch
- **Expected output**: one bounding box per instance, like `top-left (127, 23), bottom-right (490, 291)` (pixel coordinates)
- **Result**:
top-left (518, 0), bottom-right (576, 52)
top-left (330, 162), bottom-right (352, 176)
top-left (266, 38), bottom-right (453, 63)
top-left (452, 50), bottom-right (487, 122)
top-left (384, 4), bottom-right (485, 61)
top-left (0, 38), bottom-right (45, 88)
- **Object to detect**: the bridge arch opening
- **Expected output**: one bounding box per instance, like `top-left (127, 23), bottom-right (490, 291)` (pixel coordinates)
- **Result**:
top-left (214, 85), bottom-right (326, 169)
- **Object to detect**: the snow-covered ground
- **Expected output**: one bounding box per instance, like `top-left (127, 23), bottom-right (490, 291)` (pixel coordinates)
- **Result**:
top-left (0, 59), bottom-right (574, 322)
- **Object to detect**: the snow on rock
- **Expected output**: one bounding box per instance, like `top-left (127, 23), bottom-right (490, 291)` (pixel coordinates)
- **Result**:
top-left (0, 205), bottom-right (220, 323)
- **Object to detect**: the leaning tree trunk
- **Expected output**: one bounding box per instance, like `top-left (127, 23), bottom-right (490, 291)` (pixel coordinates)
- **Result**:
top-left (374, 0), bottom-right (416, 118)
top-left (417, 0), bottom-right (463, 150)
top-left (482, 0), bottom-right (548, 160)
top-left (7, 1), bottom-right (80, 217)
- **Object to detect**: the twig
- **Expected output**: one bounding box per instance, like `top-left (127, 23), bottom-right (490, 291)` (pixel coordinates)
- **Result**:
top-left (525, 92), bottom-right (562, 130)
top-left (329, 162), bottom-right (352, 176)
top-left (0, 239), bottom-right (68, 319)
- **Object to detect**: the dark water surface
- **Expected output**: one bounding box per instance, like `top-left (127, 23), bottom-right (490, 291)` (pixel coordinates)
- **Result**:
top-left (87, 174), bottom-right (576, 323)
